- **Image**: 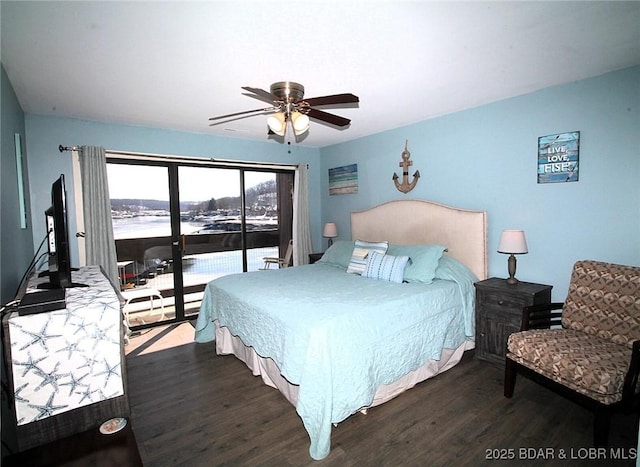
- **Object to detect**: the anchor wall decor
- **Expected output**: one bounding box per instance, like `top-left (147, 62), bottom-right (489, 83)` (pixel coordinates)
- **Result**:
top-left (393, 140), bottom-right (420, 194)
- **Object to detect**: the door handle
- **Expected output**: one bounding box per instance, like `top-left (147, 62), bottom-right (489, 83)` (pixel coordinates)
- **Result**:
top-left (173, 235), bottom-right (186, 253)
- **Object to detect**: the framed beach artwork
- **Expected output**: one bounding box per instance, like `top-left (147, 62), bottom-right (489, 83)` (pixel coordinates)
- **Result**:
top-left (328, 164), bottom-right (358, 195)
top-left (537, 131), bottom-right (580, 183)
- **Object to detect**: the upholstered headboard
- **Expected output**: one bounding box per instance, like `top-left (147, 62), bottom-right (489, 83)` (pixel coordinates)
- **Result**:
top-left (351, 199), bottom-right (488, 280)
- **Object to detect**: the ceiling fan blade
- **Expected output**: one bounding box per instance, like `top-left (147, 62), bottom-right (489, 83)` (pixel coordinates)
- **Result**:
top-left (306, 108), bottom-right (351, 127)
top-left (208, 107), bottom-right (277, 122)
top-left (304, 93), bottom-right (359, 107)
top-left (241, 86), bottom-right (280, 104)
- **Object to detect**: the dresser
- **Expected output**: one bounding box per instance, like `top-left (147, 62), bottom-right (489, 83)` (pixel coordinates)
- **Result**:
top-left (474, 277), bottom-right (552, 366)
top-left (2, 266), bottom-right (129, 451)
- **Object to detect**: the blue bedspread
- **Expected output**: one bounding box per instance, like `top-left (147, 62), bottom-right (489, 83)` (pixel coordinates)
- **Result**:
top-left (195, 261), bottom-right (476, 460)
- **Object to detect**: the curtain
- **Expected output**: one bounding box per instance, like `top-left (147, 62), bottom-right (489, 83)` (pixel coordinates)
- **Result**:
top-left (292, 164), bottom-right (312, 265)
top-left (77, 146), bottom-right (119, 285)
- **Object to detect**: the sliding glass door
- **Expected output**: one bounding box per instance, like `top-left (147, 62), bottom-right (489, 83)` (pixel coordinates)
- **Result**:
top-left (107, 162), bottom-right (176, 327)
top-left (107, 158), bottom-right (292, 329)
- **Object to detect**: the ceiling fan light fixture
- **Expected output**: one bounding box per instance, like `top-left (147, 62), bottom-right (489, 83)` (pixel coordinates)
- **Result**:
top-left (291, 112), bottom-right (310, 136)
top-left (209, 82), bottom-right (358, 142)
top-left (267, 112), bottom-right (286, 136)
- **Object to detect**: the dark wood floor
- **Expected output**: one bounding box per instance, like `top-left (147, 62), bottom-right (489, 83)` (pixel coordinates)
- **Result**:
top-left (125, 324), bottom-right (637, 466)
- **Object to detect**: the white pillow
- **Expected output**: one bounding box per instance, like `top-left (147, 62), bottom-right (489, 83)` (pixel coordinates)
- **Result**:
top-left (363, 251), bottom-right (410, 284)
top-left (346, 240), bottom-right (389, 275)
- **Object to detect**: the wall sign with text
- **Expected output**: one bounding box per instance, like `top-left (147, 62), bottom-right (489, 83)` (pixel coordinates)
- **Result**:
top-left (537, 131), bottom-right (580, 183)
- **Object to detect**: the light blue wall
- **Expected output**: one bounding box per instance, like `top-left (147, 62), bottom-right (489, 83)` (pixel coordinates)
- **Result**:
top-left (1, 65), bottom-right (33, 305)
top-left (319, 66), bottom-right (640, 301)
top-left (23, 116), bottom-right (322, 266)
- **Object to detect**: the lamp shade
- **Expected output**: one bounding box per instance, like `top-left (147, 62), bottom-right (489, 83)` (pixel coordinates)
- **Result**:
top-left (323, 222), bottom-right (338, 238)
top-left (267, 112), bottom-right (286, 136)
top-left (291, 112), bottom-right (310, 136)
top-left (497, 230), bottom-right (528, 254)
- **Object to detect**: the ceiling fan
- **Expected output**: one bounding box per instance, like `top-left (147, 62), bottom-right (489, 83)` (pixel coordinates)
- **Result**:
top-left (208, 81), bottom-right (359, 139)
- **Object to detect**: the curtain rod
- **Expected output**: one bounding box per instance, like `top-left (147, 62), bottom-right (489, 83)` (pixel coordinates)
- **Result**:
top-left (59, 145), bottom-right (80, 152)
top-left (57, 145), bottom-right (302, 169)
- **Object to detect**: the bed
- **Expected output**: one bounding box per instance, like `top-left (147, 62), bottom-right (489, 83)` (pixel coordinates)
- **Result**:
top-left (194, 199), bottom-right (487, 460)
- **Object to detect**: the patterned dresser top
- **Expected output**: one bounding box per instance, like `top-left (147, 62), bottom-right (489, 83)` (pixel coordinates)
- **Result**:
top-left (8, 266), bottom-right (124, 425)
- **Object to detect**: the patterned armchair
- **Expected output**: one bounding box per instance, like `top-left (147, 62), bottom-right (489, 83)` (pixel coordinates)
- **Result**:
top-left (504, 260), bottom-right (640, 446)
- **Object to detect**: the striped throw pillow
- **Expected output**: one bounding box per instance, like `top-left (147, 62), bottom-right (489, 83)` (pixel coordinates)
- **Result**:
top-left (346, 240), bottom-right (389, 275)
top-left (363, 251), bottom-right (410, 283)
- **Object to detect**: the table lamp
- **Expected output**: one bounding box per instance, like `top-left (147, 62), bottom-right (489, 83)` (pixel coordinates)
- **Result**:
top-left (497, 229), bottom-right (528, 285)
top-left (323, 223), bottom-right (338, 248)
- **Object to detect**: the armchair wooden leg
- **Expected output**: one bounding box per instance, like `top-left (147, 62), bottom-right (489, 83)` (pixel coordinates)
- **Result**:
top-left (593, 409), bottom-right (610, 447)
top-left (504, 357), bottom-right (517, 398)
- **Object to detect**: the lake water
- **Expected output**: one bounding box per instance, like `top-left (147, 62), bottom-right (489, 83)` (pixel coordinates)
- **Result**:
top-left (112, 215), bottom-right (204, 239)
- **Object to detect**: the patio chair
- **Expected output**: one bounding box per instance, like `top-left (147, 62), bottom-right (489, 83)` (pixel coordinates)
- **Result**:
top-left (121, 286), bottom-right (165, 327)
top-left (260, 239), bottom-right (293, 269)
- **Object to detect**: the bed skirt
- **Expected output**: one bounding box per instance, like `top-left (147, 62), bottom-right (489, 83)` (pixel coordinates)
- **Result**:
top-left (215, 322), bottom-right (475, 414)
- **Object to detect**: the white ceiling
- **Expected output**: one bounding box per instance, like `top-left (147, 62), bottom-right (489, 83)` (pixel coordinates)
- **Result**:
top-left (2, 1), bottom-right (639, 148)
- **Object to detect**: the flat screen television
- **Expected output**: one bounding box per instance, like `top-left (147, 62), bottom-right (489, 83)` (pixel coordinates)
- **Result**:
top-left (38, 174), bottom-right (84, 289)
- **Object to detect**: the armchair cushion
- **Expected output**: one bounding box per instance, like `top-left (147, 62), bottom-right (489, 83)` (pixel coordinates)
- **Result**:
top-left (561, 260), bottom-right (640, 348)
top-left (507, 329), bottom-right (633, 405)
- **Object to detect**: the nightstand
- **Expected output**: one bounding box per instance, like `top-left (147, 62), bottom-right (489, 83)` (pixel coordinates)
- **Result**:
top-left (309, 252), bottom-right (324, 264)
top-left (474, 277), bottom-right (552, 366)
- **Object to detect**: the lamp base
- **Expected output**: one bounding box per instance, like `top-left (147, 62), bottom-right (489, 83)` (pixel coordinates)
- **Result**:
top-left (506, 253), bottom-right (519, 285)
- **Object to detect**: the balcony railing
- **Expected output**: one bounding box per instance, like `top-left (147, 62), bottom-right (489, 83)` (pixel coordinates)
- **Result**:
top-left (116, 230), bottom-right (281, 327)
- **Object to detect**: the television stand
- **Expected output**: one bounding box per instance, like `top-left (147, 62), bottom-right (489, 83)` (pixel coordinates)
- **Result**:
top-left (3, 265), bottom-right (129, 452)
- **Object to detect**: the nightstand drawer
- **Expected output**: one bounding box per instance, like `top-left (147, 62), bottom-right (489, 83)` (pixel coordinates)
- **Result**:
top-left (478, 292), bottom-right (529, 311)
